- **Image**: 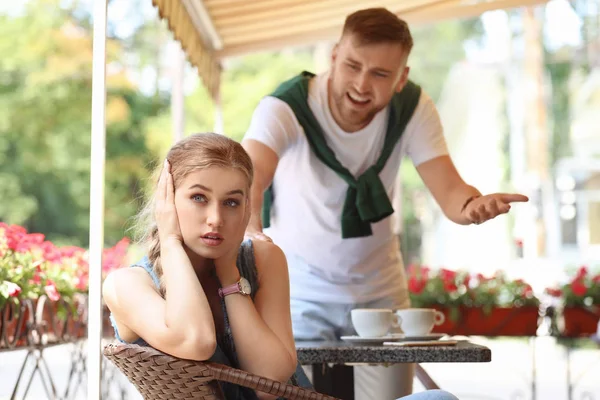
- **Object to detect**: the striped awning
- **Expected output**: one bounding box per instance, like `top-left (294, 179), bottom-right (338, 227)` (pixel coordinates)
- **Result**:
top-left (153, 0), bottom-right (548, 99)
top-left (153, 0), bottom-right (222, 98)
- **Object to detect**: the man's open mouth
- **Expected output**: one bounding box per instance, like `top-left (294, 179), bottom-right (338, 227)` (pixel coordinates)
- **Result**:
top-left (347, 92), bottom-right (370, 105)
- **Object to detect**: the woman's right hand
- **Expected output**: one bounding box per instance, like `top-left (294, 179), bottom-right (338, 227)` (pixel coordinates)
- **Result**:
top-left (155, 160), bottom-right (183, 245)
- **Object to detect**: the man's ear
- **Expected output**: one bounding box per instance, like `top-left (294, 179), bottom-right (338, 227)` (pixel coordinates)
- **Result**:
top-left (331, 43), bottom-right (339, 64)
top-left (395, 66), bottom-right (410, 93)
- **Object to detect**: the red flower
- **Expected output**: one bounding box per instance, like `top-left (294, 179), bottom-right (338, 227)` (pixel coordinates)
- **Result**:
top-left (41, 241), bottom-right (63, 263)
top-left (571, 279), bottom-right (587, 297)
top-left (6, 226), bottom-right (26, 251)
top-left (11, 225), bottom-right (26, 234)
top-left (408, 276), bottom-right (426, 294)
top-left (12, 232), bottom-right (44, 253)
top-left (30, 270), bottom-right (42, 285)
top-left (545, 287), bottom-right (562, 297)
top-left (4, 224), bottom-right (26, 237)
top-left (75, 273), bottom-right (88, 291)
top-left (60, 246), bottom-right (85, 258)
top-left (27, 233), bottom-right (45, 244)
top-left (443, 281), bottom-right (458, 292)
top-left (463, 274), bottom-right (470, 287)
top-left (102, 237), bottom-right (130, 274)
top-left (6, 281), bottom-right (22, 297)
top-left (576, 266), bottom-right (588, 278)
top-left (440, 268), bottom-right (457, 281)
top-left (44, 280), bottom-right (60, 302)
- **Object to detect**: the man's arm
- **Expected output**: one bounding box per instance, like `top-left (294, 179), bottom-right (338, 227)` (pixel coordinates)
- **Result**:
top-left (415, 155), bottom-right (480, 225)
top-left (416, 155), bottom-right (528, 225)
top-left (242, 139), bottom-right (279, 240)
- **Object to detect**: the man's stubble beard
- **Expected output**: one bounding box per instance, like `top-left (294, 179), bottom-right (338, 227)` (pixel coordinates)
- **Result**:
top-left (333, 89), bottom-right (382, 129)
top-left (329, 72), bottom-right (386, 130)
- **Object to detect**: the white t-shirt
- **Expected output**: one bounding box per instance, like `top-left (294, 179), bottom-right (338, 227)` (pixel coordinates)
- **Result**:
top-left (244, 72), bottom-right (448, 303)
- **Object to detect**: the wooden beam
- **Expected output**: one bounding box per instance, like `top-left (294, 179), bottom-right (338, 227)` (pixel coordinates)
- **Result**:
top-left (217, 26), bottom-right (342, 58)
top-left (152, 0), bottom-right (221, 100)
top-left (207, 0), bottom-right (314, 19)
top-left (210, 0), bottom-right (436, 25)
top-left (405, 0), bottom-right (548, 23)
top-left (215, 0), bottom-right (548, 59)
top-left (204, 0), bottom-right (261, 6)
top-left (220, 15), bottom-right (345, 46)
top-left (216, 0), bottom-right (455, 47)
top-left (182, 0), bottom-right (223, 50)
top-left (215, 0), bottom-right (449, 38)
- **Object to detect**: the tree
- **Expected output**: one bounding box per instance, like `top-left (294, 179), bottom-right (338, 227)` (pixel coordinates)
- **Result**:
top-left (0, 0), bottom-right (168, 246)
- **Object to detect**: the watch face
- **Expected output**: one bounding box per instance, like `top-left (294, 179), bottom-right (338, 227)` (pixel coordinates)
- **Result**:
top-left (240, 277), bottom-right (252, 295)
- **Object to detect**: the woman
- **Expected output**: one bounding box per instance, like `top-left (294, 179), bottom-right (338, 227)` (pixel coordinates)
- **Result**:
top-left (103, 133), bottom-right (298, 399)
top-left (103, 132), bottom-right (459, 400)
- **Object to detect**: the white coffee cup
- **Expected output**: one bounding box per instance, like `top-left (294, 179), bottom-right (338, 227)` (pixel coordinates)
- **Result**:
top-left (396, 308), bottom-right (445, 336)
top-left (351, 308), bottom-right (399, 338)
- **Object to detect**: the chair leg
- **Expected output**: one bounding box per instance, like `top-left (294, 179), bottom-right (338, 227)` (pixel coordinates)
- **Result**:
top-left (415, 364), bottom-right (440, 390)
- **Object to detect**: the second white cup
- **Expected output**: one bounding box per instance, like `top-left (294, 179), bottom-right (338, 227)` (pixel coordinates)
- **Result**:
top-left (396, 308), bottom-right (445, 336)
top-left (351, 308), bottom-right (399, 338)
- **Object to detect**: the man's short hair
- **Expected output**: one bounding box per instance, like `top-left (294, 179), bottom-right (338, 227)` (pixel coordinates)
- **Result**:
top-left (341, 8), bottom-right (413, 53)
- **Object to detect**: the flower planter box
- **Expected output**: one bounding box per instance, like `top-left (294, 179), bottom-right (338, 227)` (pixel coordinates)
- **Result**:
top-left (562, 306), bottom-right (600, 337)
top-left (1, 295), bottom-right (115, 350)
top-left (75, 295), bottom-right (116, 339)
top-left (407, 265), bottom-right (540, 336)
top-left (1, 299), bottom-right (32, 349)
top-left (544, 266), bottom-right (600, 336)
top-left (431, 306), bottom-right (540, 336)
top-left (38, 295), bottom-right (115, 341)
top-left (34, 295), bottom-right (90, 343)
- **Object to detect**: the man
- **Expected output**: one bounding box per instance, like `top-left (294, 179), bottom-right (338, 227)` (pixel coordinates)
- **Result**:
top-left (242, 8), bottom-right (527, 399)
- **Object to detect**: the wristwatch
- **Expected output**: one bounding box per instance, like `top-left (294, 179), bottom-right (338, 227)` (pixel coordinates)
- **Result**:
top-left (218, 277), bottom-right (252, 298)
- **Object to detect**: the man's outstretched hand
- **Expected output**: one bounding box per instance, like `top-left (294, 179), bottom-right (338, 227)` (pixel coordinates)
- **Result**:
top-left (463, 193), bottom-right (529, 225)
top-left (244, 220), bottom-right (273, 242)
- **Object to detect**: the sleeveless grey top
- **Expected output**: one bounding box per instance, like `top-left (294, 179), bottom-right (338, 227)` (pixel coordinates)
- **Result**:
top-left (109, 239), bottom-right (263, 399)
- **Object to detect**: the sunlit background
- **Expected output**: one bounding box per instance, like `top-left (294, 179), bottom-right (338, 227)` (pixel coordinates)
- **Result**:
top-left (1, 0), bottom-right (599, 399)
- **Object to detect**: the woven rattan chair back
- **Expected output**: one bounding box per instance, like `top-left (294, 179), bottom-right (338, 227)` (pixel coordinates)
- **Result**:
top-left (103, 343), bottom-right (340, 400)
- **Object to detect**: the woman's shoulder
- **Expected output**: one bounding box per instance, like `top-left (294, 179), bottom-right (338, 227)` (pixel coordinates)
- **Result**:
top-left (245, 239), bottom-right (287, 273)
top-left (242, 239), bottom-right (289, 299)
top-left (102, 265), bottom-right (156, 307)
top-left (104, 257), bottom-right (158, 291)
top-left (105, 262), bottom-right (155, 286)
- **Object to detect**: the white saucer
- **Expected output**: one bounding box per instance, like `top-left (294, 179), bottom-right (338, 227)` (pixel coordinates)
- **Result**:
top-left (398, 333), bottom-right (447, 341)
top-left (340, 334), bottom-right (403, 344)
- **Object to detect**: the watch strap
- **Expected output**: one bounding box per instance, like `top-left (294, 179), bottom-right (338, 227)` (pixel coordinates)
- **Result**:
top-left (218, 282), bottom-right (241, 298)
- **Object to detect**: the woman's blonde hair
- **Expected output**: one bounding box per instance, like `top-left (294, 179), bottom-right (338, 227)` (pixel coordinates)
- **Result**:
top-left (133, 132), bottom-right (253, 295)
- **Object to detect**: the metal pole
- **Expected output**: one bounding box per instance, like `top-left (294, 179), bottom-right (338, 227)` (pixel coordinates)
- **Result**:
top-left (171, 41), bottom-right (185, 143)
top-left (212, 68), bottom-right (223, 134)
top-left (213, 99), bottom-right (223, 134)
top-left (87, 0), bottom-right (108, 398)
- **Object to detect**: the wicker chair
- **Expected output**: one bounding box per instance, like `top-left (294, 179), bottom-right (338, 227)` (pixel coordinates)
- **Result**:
top-left (103, 342), bottom-right (340, 400)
